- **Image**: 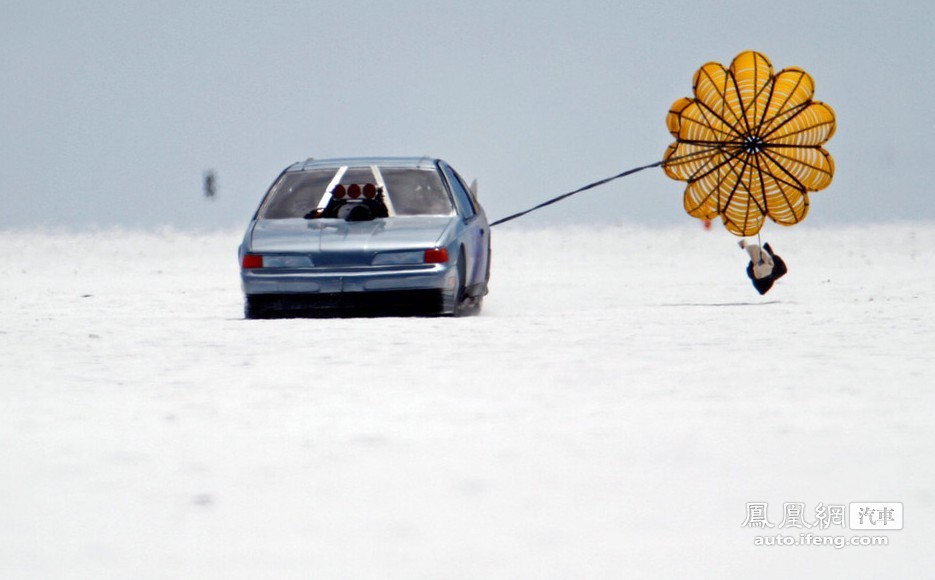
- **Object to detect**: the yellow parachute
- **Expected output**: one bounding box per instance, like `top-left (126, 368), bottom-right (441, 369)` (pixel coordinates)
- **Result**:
top-left (663, 51), bottom-right (836, 236)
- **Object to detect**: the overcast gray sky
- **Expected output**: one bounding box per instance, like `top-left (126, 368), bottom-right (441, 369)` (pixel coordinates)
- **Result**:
top-left (3, 0), bottom-right (933, 230)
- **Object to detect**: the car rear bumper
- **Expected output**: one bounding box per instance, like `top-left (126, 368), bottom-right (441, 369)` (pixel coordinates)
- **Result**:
top-left (241, 263), bottom-right (454, 294)
top-left (241, 264), bottom-right (458, 315)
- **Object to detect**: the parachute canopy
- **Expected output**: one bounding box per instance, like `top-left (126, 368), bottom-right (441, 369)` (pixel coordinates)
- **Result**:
top-left (663, 51), bottom-right (836, 236)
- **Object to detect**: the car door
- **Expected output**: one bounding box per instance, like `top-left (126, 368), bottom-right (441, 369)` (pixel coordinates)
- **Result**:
top-left (439, 162), bottom-right (488, 290)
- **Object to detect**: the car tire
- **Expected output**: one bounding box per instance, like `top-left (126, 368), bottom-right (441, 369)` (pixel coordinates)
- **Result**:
top-left (447, 248), bottom-right (465, 316)
top-left (453, 247), bottom-right (483, 317)
top-left (244, 295), bottom-right (270, 319)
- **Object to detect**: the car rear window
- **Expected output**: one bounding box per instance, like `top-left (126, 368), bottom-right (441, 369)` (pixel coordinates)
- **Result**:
top-left (257, 166), bottom-right (453, 219)
top-left (257, 170), bottom-right (333, 219)
top-left (381, 168), bottom-right (452, 216)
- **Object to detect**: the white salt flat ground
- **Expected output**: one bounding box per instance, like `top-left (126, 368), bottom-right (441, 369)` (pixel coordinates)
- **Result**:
top-left (1, 223), bottom-right (933, 579)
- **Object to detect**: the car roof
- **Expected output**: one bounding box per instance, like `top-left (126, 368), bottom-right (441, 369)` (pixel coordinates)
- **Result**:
top-left (286, 156), bottom-right (443, 172)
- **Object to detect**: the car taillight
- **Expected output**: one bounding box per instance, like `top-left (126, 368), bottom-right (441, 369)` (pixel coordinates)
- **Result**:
top-left (242, 254), bottom-right (263, 269)
top-left (423, 248), bottom-right (449, 263)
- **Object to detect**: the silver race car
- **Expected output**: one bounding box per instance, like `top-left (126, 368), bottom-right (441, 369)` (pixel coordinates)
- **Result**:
top-left (239, 157), bottom-right (490, 318)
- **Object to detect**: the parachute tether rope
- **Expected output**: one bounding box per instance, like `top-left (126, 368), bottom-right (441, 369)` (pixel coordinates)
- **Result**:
top-left (489, 147), bottom-right (718, 228)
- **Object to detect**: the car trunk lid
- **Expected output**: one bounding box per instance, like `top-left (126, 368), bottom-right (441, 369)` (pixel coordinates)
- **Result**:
top-left (250, 217), bottom-right (453, 266)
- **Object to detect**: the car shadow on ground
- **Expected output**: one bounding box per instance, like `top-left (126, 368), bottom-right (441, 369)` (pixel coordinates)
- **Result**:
top-left (242, 293), bottom-right (482, 319)
top-left (659, 300), bottom-right (783, 307)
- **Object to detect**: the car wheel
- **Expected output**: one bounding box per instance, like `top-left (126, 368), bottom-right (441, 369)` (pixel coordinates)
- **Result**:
top-left (448, 248), bottom-right (464, 316)
top-left (244, 295), bottom-right (270, 319)
top-left (453, 247), bottom-right (483, 317)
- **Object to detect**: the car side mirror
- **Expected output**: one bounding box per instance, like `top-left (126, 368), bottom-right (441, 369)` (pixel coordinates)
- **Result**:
top-left (469, 179), bottom-right (478, 197)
